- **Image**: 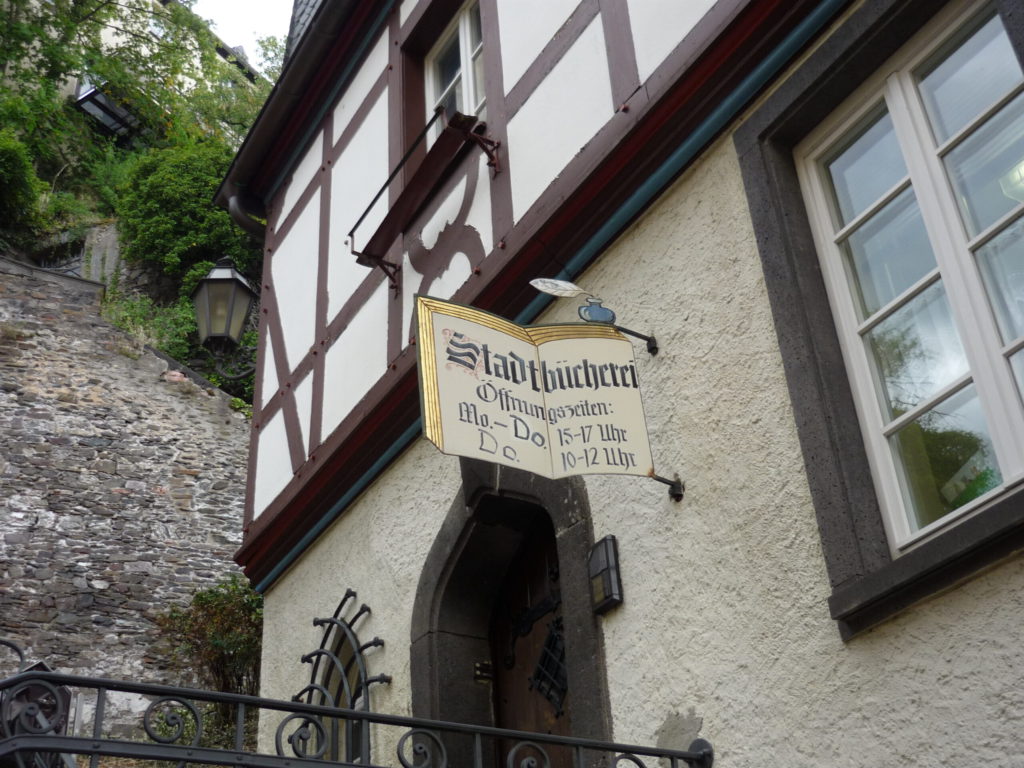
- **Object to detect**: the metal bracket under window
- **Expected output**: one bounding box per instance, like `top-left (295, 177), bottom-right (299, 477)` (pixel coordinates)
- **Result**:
top-left (348, 108), bottom-right (501, 290)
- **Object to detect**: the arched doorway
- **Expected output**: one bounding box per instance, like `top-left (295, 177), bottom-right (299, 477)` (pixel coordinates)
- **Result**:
top-left (410, 460), bottom-right (612, 767)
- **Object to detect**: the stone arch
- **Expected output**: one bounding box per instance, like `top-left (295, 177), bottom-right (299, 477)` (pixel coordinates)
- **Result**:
top-left (409, 458), bottom-right (612, 743)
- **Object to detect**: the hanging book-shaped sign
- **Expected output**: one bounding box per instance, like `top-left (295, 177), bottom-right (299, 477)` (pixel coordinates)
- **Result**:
top-left (416, 295), bottom-right (654, 479)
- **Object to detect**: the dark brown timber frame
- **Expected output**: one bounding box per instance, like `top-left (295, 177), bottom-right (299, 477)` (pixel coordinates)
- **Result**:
top-left (734, 0), bottom-right (1024, 638)
top-left (229, 0), bottom-right (831, 586)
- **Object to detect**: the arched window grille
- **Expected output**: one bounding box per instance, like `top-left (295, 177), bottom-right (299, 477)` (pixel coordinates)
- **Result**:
top-left (292, 589), bottom-right (389, 763)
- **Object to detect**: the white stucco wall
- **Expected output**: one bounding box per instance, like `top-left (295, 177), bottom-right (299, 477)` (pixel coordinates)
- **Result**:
top-left (496, 0), bottom-right (577, 93)
top-left (259, 131), bottom-right (1024, 764)
top-left (271, 191), bottom-right (321, 372)
top-left (252, 409), bottom-right (292, 521)
top-left (328, 91), bottom-right (391, 320)
top-left (280, 132), bottom-right (324, 224)
top-left (627, 0), bottom-right (718, 83)
top-left (506, 16), bottom-right (613, 222)
top-left (333, 30), bottom-right (389, 147)
top-left (321, 281), bottom-right (390, 441)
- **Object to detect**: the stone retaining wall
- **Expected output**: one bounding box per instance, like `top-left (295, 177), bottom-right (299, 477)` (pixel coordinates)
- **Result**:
top-left (0, 257), bottom-right (250, 711)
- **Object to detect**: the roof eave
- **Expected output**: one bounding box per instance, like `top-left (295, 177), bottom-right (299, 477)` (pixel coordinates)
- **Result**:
top-left (215, 0), bottom-right (375, 211)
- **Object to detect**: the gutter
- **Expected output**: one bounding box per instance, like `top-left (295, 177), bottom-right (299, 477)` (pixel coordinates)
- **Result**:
top-left (252, 0), bottom-right (850, 594)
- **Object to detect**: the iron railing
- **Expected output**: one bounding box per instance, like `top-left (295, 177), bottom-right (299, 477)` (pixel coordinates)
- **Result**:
top-left (0, 668), bottom-right (714, 768)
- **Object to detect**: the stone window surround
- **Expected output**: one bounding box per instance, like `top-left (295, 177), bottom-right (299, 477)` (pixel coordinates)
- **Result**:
top-left (734, 0), bottom-right (1024, 640)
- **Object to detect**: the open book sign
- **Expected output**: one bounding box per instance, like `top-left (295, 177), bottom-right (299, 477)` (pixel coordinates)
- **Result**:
top-left (416, 296), bottom-right (654, 479)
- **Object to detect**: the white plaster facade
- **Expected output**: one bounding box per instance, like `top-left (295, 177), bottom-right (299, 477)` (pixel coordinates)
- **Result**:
top-left (224, 0), bottom-right (1024, 764)
top-left (258, 134), bottom-right (1024, 764)
top-left (248, 0), bottom-right (721, 516)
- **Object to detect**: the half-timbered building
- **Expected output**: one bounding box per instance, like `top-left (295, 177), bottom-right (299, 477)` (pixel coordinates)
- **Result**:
top-left (217, 0), bottom-right (1024, 763)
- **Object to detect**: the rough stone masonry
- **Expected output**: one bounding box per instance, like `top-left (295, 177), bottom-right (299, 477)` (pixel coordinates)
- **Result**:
top-left (0, 257), bottom-right (250, 705)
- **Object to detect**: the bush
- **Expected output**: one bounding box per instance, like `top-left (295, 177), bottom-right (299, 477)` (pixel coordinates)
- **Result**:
top-left (156, 575), bottom-right (262, 741)
top-left (102, 291), bottom-right (197, 362)
top-left (117, 140), bottom-right (258, 280)
top-left (157, 575), bottom-right (263, 698)
top-left (0, 128), bottom-right (43, 246)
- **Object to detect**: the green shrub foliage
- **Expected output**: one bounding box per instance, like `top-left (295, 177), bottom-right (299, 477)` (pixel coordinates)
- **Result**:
top-left (155, 576), bottom-right (262, 749)
top-left (117, 141), bottom-right (258, 278)
top-left (157, 575), bottom-right (263, 698)
top-left (101, 291), bottom-right (197, 361)
top-left (0, 129), bottom-right (44, 246)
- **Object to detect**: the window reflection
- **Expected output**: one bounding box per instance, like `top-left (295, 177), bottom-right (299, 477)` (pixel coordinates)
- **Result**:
top-left (1012, 349), bottom-right (1024, 402)
top-left (827, 110), bottom-right (907, 226)
top-left (866, 281), bottom-right (968, 419)
top-left (976, 216), bottom-right (1024, 344)
top-left (917, 13), bottom-right (1023, 144)
top-left (841, 187), bottom-right (936, 317)
top-left (890, 384), bottom-right (1001, 531)
top-left (945, 91), bottom-right (1024, 237)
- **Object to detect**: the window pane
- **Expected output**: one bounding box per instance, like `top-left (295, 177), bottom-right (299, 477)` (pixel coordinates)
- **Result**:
top-left (1011, 348), bottom-right (1024, 400)
top-left (840, 187), bottom-right (936, 317)
top-left (827, 111), bottom-right (907, 225)
top-left (436, 34), bottom-right (461, 94)
top-left (890, 384), bottom-right (1002, 532)
top-left (469, 2), bottom-right (482, 50)
top-left (472, 51), bottom-right (485, 113)
top-left (435, 76), bottom-right (462, 116)
top-left (944, 91), bottom-right (1024, 237)
top-left (976, 215), bottom-right (1024, 343)
top-left (918, 14), bottom-right (1023, 144)
top-left (866, 281), bottom-right (968, 420)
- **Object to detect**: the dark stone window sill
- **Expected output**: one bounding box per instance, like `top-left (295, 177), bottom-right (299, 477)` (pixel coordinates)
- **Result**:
top-left (830, 489), bottom-right (1024, 638)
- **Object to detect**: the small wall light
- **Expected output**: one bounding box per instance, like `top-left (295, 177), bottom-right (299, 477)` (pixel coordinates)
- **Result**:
top-left (588, 535), bottom-right (624, 614)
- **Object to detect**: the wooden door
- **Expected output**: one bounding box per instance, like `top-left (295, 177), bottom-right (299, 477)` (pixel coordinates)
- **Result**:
top-left (489, 517), bottom-right (572, 768)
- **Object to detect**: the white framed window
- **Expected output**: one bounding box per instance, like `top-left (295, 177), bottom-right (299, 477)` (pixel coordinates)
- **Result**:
top-left (797, 0), bottom-right (1024, 552)
top-left (425, 0), bottom-right (485, 139)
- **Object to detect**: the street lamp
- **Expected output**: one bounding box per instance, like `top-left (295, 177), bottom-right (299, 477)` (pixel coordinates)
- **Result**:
top-left (192, 257), bottom-right (257, 347)
top-left (190, 257), bottom-right (258, 383)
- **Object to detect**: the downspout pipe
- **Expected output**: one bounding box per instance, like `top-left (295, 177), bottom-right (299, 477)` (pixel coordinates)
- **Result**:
top-left (253, 0), bottom-right (849, 594)
top-left (229, 194), bottom-right (267, 238)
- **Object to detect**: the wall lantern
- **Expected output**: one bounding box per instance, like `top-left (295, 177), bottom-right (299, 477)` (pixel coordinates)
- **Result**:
top-left (191, 257), bottom-right (257, 346)
top-left (588, 535), bottom-right (624, 614)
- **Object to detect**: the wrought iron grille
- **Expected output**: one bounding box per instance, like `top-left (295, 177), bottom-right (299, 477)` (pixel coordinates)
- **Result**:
top-left (292, 589), bottom-right (390, 763)
top-left (528, 619), bottom-right (568, 717)
top-left (1, 642), bottom-right (713, 768)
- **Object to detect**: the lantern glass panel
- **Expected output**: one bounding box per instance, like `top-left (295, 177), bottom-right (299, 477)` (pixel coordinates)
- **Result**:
top-left (207, 281), bottom-right (234, 337)
top-left (193, 282), bottom-right (211, 343)
top-left (228, 284), bottom-right (250, 341)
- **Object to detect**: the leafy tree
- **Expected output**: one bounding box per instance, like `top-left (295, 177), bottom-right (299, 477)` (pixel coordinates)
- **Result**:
top-left (116, 139), bottom-right (258, 281)
top-left (0, 128), bottom-right (44, 249)
top-left (254, 34), bottom-right (285, 82)
top-left (0, 0), bottom-right (277, 212)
